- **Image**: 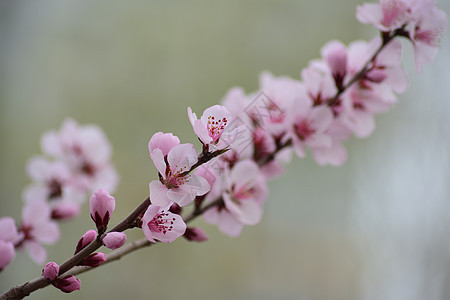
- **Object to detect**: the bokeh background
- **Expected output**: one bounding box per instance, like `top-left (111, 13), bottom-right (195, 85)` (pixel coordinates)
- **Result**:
top-left (1, 0), bottom-right (449, 299)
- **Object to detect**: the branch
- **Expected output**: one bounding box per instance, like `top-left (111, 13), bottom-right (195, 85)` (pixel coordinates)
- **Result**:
top-left (327, 30), bottom-right (399, 107)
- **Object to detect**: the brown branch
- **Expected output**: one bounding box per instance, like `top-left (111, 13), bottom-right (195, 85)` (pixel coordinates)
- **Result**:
top-left (0, 197), bottom-right (151, 300)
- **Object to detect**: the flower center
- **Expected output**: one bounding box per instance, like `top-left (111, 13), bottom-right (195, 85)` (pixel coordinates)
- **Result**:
top-left (295, 120), bottom-right (315, 141)
top-left (148, 211), bottom-right (176, 235)
top-left (207, 115), bottom-right (227, 143)
top-left (48, 178), bottom-right (63, 199)
top-left (164, 166), bottom-right (190, 189)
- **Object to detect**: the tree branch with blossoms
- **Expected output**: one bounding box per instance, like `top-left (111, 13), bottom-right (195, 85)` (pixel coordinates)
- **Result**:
top-left (0, 0), bottom-right (447, 299)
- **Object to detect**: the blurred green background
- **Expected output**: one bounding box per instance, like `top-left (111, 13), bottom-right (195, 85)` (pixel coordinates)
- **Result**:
top-left (0, 0), bottom-right (449, 299)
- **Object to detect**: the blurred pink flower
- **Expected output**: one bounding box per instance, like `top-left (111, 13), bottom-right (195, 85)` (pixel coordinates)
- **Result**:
top-left (0, 241), bottom-right (15, 272)
top-left (19, 199), bottom-right (60, 264)
top-left (41, 118), bottom-right (119, 193)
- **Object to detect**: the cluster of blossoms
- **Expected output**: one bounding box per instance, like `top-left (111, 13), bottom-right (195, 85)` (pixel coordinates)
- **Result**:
top-left (0, 119), bottom-right (119, 270)
top-left (0, 0), bottom-right (446, 297)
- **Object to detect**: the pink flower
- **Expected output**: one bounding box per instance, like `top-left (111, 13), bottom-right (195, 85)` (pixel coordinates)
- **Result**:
top-left (42, 262), bottom-right (60, 281)
top-left (54, 275), bottom-right (81, 293)
top-left (356, 0), bottom-right (411, 31)
top-left (204, 160), bottom-right (268, 237)
top-left (321, 40), bottom-right (348, 86)
top-left (286, 97), bottom-right (334, 158)
top-left (141, 205), bottom-right (186, 243)
top-left (0, 217), bottom-right (19, 243)
top-left (0, 241), bottom-right (15, 272)
top-left (301, 62), bottom-right (337, 107)
top-left (149, 143), bottom-right (210, 207)
top-left (222, 160), bottom-right (268, 225)
top-left (256, 72), bottom-right (305, 136)
top-left (89, 189), bottom-right (115, 233)
top-left (184, 227), bottom-right (208, 242)
top-left (102, 232), bottom-right (126, 250)
top-left (356, 0), bottom-right (447, 73)
top-left (188, 105), bottom-right (234, 150)
top-left (74, 230), bottom-right (97, 254)
top-left (148, 132), bottom-right (180, 157)
top-left (83, 252), bottom-right (106, 267)
top-left (41, 118), bottom-right (119, 193)
top-left (311, 120), bottom-right (351, 166)
top-left (23, 157), bottom-right (85, 220)
top-left (19, 199), bottom-right (60, 264)
top-left (409, 2), bottom-right (447, 73)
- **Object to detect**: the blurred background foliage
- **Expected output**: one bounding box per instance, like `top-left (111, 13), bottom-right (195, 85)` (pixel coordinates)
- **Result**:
top-left (0, 0), bottom-right (449, 299)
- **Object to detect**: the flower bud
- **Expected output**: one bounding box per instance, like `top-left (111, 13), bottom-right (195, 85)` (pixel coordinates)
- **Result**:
top-left (184, 227), bottom-right (208, 242)
top-left (321, 40), bottom-right (348, 80)
top-left (54, 275), bottom-right (81, 293)
top-left (169, 203), bottom-right (182, 215)
top-left (51, 203), bottom-right (80, 220)
top-left (74, 230), bottom-right (97, 254)
top-left (89, 189), bottom-right (115, 234)
top-left (0, 241), bottom-right (15, 272)
top-left (42, 262), bottom-right (59, 281)
top-left (102, 232), bottom-right (126, 250)
top-left (83, 252), bottom-right (106, 267)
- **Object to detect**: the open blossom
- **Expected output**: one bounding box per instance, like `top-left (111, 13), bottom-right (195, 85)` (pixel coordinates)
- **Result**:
top-left (23, 156), bottom-right (85, 220)
top-left (0, 241), bottom-right (16, 272)
top-left (204, 160), bottom-right (268, 237)
top-left (285, 96), bottom-right (334, 159)
top-left (19, 199), bottom-right (60, 264)
top-left (41, 118), bottom-right (119, 193)
top-left (0, 217), bottom-right (19, 271)
top-left (149, 142), bottom-right (210, 207)
top-left (188, 105), bottom-right (235, 150)
top-left (356, 0), bottom-right (411, 31)
top-left (339, 37), bottom-right (407, 138)
top-left (409, 2), bottom-right (447, 73)
top-left (141, 205), bottom-right (186, 243)
top-left (356, 0), bottom-right (447, 73)
top-left (89, 189), bottom-right (115, 233)
top-left (255, 72), bottom-right (305, 136)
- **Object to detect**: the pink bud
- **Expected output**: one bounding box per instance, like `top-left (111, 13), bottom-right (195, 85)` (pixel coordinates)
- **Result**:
top-left (51, 203), bottom-right (80, 220)
top-left (184, 227), bottom-right (208, 242)
top-left (169, 203), bottom-right (182, 215)
top-left (54, 275), bottom-right (81, 293)
top-left (83, 252), bottom-right (106, 267)
top-left (42, 262), bottom-right (59, 281)
top-left (74, 230), bottom-right (97, 254)
top-left (0, 241), bottom-right (15, 272)
top-left (102, 232), bottom-right (126, 250)
top-left (89, 189), bottom-right (115, 233)
top-left (365, 68), bottom-right (387, 83)
top-left (321, 40), bottom-right (348, 80)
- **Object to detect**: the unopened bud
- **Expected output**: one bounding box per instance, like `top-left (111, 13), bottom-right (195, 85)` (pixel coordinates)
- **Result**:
top-left (42, 262), bottom-right (59, 281)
